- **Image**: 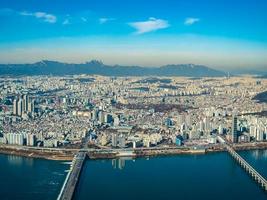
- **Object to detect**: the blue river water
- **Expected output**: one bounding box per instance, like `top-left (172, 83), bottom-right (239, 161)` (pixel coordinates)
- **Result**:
top-left (0, 150), bottom-right (267, 200)
top-left (0, 154), bottom-right (69, 200)
top-left (74, 150), bottom-right (267, 200)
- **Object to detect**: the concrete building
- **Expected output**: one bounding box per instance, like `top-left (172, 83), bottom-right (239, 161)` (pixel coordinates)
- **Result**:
top-left (26, 134), bottom-right (36, 146)
top-left (118, 135), bottom-right (126, 148)
top-left (112, 133), bottom-right (118, 147)
top-left (6, 133), bottom-right (24, 145)
top-left (232, 116), bottom-right (238, 143)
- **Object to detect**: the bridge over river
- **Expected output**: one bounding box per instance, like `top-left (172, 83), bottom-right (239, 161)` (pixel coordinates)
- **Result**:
top-left (226, 144), bottom-right (267, 190)
top-left (57, 151), bottom-right (87, 200)
top-left (57, 140), bottom-right (267, 200)
top-left (218, 136), bottom-right (267, 191)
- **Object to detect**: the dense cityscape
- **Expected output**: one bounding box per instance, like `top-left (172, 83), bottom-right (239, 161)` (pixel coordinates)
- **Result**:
top-left (0, 75), bottom-right (266, 151)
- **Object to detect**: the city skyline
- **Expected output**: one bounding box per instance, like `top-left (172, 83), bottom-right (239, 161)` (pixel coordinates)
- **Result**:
top-left (0, 0), bottom-right (267, 71)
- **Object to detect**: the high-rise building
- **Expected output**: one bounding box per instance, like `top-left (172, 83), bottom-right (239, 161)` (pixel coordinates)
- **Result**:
top-left (6, 133), bottom-right (24, 145)
top-left (113, 116), bottom-right (120, 126)
top-left (17, 99), bottom-right (23, 116)
top-left (256, 128), bottom-right (264, 141)
top-left (13, 95), bottom-right (34, 116)
top-left (112, 133), bottom-right (118, 147)
top-left (26, 134), bottom-right (36, 146)
top-left (27, 99), bottom-right (34, 113)
top-left (203, 117), bottom-right (210, 132)
top-left (22, 94), bottom-right (29, 112)
top-left (219, 124), bottom-right (224, 135)
top-left (199, 121), bottom-right (204, 132)
top-left (118, 135), bottom-right (126, 148)
top-left (13, 99), bottom-right (18, 115)
top-left (231, 116), bottom-right (238, 143)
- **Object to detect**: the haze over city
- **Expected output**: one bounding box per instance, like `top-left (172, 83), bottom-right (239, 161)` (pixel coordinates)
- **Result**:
top-left (0, 0), bottom-right (267, 71)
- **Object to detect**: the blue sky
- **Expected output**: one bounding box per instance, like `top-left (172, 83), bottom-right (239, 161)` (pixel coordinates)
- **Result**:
top-left (0, 0), bottom-right (267, 70)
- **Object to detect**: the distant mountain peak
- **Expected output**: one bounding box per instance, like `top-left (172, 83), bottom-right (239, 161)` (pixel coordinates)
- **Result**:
top-left (34, 60), bottom-right (48, 66)
top-left (34, 60), bottom-right (62, 66)
top-left (0, 60), bottom-right (226, 77)
top-left (85, 60), bottom-right (104, 66)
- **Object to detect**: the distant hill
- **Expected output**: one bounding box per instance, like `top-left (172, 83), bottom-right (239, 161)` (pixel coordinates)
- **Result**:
top-left (0, 60), bottom-right (227, 77)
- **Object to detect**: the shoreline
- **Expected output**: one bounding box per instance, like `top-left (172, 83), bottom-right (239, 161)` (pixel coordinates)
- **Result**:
top-left (0, 142), bottom-right (267, 161)
top-left (0, 145), bottom-right (76, 161)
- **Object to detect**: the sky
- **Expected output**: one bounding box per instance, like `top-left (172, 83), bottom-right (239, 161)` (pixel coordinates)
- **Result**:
top-left (0, 0), bottom-right (267, 71)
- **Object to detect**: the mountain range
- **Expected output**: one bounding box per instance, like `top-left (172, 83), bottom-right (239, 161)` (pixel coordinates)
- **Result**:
top-left (0, 60), bottom-right (227, 77)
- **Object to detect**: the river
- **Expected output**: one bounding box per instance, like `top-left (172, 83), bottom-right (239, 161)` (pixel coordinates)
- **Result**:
top-left (1, 150), bottom-right (267, 200)
top-left (74, 150), bottom-right (267, 200)
top-left (0, 154), bottom-right (69, 200)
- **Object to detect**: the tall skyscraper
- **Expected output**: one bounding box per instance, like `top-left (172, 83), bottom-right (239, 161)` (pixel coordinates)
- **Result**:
top-left (22, 94), bottom-right (28, 112)
top-left (27, 99), bottom-right (35, 113)
top-left (13, 99), bottom-right (18, 115)
top-left (13, 95), bottom-right (35, 116)
top-left (17, 99), bottom-right (23, 116)
top-left (232, 115), bottom-right (238, 143)
top-left (112, 133), bottom-right (118, 147)
top-left (203, 117), bottom-right (211, 133)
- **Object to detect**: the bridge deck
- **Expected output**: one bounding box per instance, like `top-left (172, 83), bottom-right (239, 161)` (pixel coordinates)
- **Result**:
top-left (57, 152), bottom-right (87, 200)
top-left (226, 144), bottom-right (267, 191)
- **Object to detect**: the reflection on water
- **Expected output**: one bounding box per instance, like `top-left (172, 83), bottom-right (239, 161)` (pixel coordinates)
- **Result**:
top-left (7, 155), bottom-right (34, 166)
top-left (62, 161), bottom-right (72, 165)
top-left (251, 149), bottom-right (267, 160)
top-left (111, 157), bottom-right (135, 170)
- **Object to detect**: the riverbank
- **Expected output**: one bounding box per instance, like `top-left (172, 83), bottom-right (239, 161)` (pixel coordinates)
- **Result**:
top-left (89, 142), bottom-right (267, 159)
top-left (1, 142), bottom-right (267, 160)
top-left (0, 145), bottom-right (76, 160)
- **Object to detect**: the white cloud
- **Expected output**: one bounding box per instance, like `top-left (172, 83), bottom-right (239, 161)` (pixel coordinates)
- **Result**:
top-left (62, 19), bottom-right (70, 25)
top-left (20, 11), bottom-right (57, 23)
top-left (129, 17), bottom-right (169, 34)
top-left (99, 17), bottom-right (115, 24)
top-left (184, 17), bottom-right (200, 25)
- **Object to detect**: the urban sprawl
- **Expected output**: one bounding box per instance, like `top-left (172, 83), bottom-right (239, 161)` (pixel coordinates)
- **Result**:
top-left (0, 75), bottom-right (267, 155)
